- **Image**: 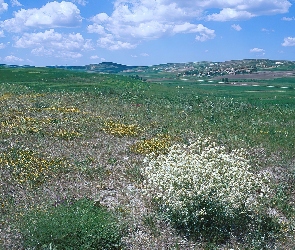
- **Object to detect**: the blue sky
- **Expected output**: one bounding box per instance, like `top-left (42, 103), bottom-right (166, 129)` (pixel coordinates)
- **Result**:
top-left (0, 0), bottom-right (295, 66)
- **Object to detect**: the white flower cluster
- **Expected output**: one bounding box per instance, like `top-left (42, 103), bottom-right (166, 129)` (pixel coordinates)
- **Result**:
top-left (142, 137), bottom-right (271, 216)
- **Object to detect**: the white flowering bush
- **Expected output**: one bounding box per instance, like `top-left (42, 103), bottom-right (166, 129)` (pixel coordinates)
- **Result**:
top-left (142, 137), bottom-right (280, 243)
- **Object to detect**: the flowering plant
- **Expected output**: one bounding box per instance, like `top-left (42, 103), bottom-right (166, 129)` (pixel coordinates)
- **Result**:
top-left (142, 137), bottom-right (275, 242)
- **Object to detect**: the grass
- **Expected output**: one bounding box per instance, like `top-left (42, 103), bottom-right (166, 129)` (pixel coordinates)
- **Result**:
top-left (0, 67), bottom-right (295, 249)
top-left (20, 198), bottom-right (124, 249)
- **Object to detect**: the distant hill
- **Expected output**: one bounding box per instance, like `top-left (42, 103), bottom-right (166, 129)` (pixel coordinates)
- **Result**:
top-left (1, 59), bottom-right (295, 76)
top-left (45, 62), bottom-right (148, 74)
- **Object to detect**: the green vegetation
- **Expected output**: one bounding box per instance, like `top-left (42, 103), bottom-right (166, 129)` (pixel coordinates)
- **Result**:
top-left (1, 67), bottom-right (294, 249)
top-left (20, 198), bottom-right (124, 249)
top-left (142, 139), bottom-right (283, 248)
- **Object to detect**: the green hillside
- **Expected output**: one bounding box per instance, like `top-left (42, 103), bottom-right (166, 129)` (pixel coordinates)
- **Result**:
top-left (1, 67), bottom-right (294, 249)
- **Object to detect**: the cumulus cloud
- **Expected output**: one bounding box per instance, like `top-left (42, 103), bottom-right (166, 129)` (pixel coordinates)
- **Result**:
top-left (207, 8), bottom-right (254, 21)
top-left (190, 24), bottom-right (215, 41)
top-left (282, 37), bottom-right (295, 46)
top-left (0, 30), bottom-right (4, 37)
top-left (1, 1), bottom-right (82, 32)
top-left (172, 22), bottom-right (214, 39)
top-left (10, 0), bottom-right (22, 7)
top-left (87, 0), bottom-right (291, 50)
top-left (14, 29), bottom-right (93, 58)
top-left (4, 55), bottom-right (23, 62)
top-left (88, 0), bottom-right (216, 50)
top-left (87, 23), bottom-right (106, 34)
top-left (204, 0), bottom-right (291, 20)
top-left (250, 48), bottom-right (265, 53)
top-left (0, 0), bottom-right (8, 13)
top-left (0, 42), bottom-right (5, 48)
top-left (97, 34), bottom-right (137, 50)
top-left (231, 24), bottom-right (242, 31)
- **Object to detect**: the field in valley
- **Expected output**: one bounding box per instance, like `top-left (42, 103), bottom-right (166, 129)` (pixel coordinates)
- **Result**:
top-left (0, 67), bottom-right (295, 249)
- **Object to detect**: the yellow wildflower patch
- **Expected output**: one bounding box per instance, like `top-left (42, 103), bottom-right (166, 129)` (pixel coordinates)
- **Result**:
top-left (102, 120), bottom-right (141, 137)
top-left (0, 115), bottom-right (54, 136)
top-left (0, 93), bottom-right (13, 101)
top-left (0, 148), bottom-right (70, 186)
top-left (130, 134), bottom-right (172, 155)
top-left (53, 129), bottom-right (81, 140)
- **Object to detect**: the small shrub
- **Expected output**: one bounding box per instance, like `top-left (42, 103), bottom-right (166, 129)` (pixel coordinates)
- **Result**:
top-left (20, 198), bottom-right (124, 249)
top-left (142, 137), bottom-right (282, 244)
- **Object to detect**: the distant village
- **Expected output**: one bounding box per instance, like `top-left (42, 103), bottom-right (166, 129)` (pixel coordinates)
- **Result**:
top-left (146, 59), bottom-right (295, 78)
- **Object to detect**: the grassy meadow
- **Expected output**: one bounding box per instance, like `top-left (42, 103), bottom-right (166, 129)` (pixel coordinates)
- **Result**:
top-left (0, 67), bottom-right (294, 249)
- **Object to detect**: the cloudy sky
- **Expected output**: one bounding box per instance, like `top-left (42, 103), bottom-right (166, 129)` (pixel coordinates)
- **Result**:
top-left (0, 0), bottom-right (295, 66)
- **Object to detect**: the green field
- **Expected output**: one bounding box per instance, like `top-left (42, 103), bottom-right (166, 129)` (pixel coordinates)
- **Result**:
top-left (1, 67), bottom-right (294, 249)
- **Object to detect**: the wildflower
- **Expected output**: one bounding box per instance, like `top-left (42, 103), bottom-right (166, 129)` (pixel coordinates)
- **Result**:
top-left (142, 137), bottom-right (271, 215)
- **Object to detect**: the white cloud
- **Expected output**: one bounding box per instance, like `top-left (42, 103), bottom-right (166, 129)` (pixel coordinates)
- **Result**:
top-left (14, 29), bottom-right (93, 58)
top-left (58, 51), bottom-right (82, 58)
top-left (1, 1), bottom-right (82, 32)
top-left (120, 21), bottom-right (172, 39)
top-left (282, 37), bottom-right (295, 46)
top-left (30, 47), bottom-right (82, 58)
top-left (0, 30), bottom-right (4, 37)
top-left (282, 17), bottom-right (295, 21)
top-left (4, 55), bottom-right (23, 62)
top-left (87, 23), bottom-right (106, 34)
top-left (90, 13), bottom-right (109, 23)
top-left (88, 0), bottom-right (291, 50)
top-left (261, 28), bottom-right (274, 33)
top-left (202, 0), bottom-right (291, 19)
top-left (191, 24), bottom-right (215, 41)
top-left (90, 55), bottom-right (99, 59)
top-left (10, 0), bottom-right (22, 7)
top-left (31, 47), bottom-right (53, 57)
top-left (97, 34), bottom-right (137, 50)
top-left (88, 0), bottom-right (216, 50)
top-left (0, 0), bottom-right (8, 13)
top-left (207, 8), bottom-right (254, 21)
top-left (0, 42), bottom-right (5, 48)
top-left (70, 0), bottom-right (87, 6)
top-left (172, 22), bottom-right (213, 35)
top-left (250, 48), bottom-right (265, 53)
top-left (231, 24), bottom-right (242, 31)
top-left (178, 0), bottom-right (291, 21)
top-left (140, 53), bottom-right (149, 57)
